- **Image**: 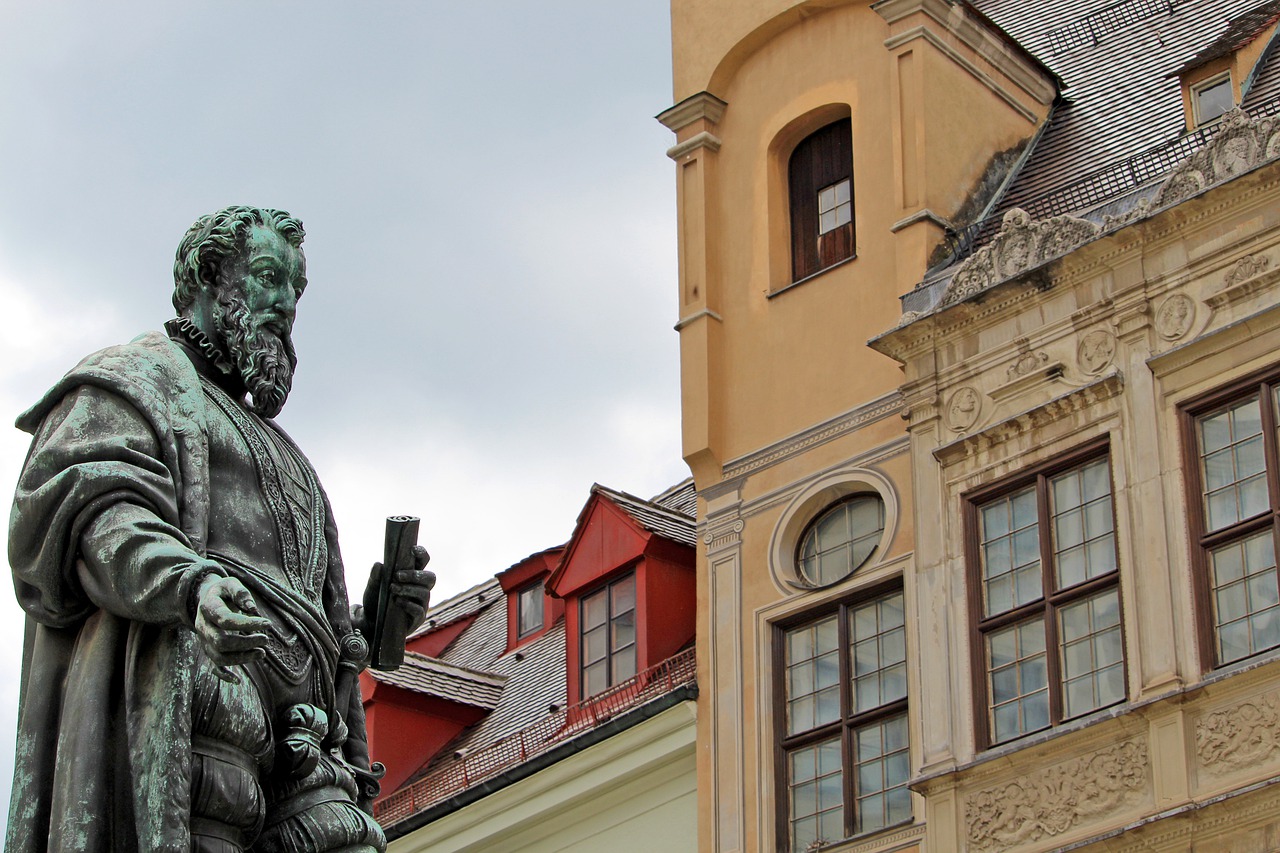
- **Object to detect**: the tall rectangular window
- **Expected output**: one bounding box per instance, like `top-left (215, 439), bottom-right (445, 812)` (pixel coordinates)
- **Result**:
top-left (789, 118), bottom-right (854, 282)
top-left (966, 444), bottom-right (1125, 748)
top-left (1185, 375), bottom-right (1280, 668)
top-left (777, 588), bottom-right (910, 851)
top-left (581, 573), bottom-right (637, 698)
top-left (517, 582), bottom-right (544, 638)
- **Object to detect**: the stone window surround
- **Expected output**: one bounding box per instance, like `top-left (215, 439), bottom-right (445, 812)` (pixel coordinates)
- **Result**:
top-left (772, 580), bottom-right (912, 851)
top-left (769, 465), bottom-right (899, 593)
top-left (962, 437), bottom-right (1128, 750)
top-left (1180, 361), bottom-right (1280, 673)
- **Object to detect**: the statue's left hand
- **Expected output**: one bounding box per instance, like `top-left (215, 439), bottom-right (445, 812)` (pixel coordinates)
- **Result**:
top-left (358, 545), bottom-right (435, 636)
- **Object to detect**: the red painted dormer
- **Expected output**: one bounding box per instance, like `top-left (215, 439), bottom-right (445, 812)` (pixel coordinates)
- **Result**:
top-left (547, 485), bottom-right (696, 705)
top-left (361, 652), bottom-right (506, 797)
top-left (497, 546), bottom-right (566, 652)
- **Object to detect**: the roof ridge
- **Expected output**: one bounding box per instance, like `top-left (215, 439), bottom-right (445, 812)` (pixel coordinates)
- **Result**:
top-left (592, 482), bottom-right (695, 521)
top-left (400, 651), bottom-right (509, 686)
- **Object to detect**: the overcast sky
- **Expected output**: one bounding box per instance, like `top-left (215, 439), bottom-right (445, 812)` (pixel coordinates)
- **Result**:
top-left (0, 0), bottom-right (684, 821)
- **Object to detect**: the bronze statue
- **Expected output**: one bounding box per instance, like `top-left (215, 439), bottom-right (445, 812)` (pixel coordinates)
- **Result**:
top-left (6, 206), bottom-right (434, 852)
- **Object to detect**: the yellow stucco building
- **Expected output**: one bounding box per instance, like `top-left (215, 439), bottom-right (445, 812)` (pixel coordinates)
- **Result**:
top-left (659, 0), bottom-right (1280, 850)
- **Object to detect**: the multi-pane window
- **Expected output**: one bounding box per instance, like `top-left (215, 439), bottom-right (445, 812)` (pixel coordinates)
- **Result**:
top-left (778, 589), bottom-right (910, 851)
top-left (789, 117), bottom-right (854, 281)
top-left (581, 573), bottom-right (637, 698)
top-left (517, 581), bottom-right (544, 638)
top-left (818, 180), bottom-right (852, 236)
top-left (1186, 378), bottom-right (1280, 667)
top-left (967, 446), bottom-right (1125, 747)
top-left (796, 495), bottom-right (885, 587)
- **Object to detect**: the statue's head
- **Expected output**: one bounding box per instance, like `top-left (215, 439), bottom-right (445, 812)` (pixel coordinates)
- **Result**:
top-left (173, 206), bottom-right (307, 418)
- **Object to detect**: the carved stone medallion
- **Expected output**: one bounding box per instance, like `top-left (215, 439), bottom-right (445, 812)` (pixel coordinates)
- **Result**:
top-left (1077, 330), bottom-right (1116, 375)
top-left (945, 386), bottom-right (982, 432)
top-left (1155, 293), bottom-right (1195, 340)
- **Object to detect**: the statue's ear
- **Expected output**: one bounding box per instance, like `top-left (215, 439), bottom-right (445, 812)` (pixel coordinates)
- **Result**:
top-left (197, 259), bottom-right (220, 292)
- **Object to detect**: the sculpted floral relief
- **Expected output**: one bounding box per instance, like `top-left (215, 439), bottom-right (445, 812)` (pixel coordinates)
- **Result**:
top-left (964, 741), bottom-right (1148, 850)
top-left (1197, 696), bottom-right (1280, 774)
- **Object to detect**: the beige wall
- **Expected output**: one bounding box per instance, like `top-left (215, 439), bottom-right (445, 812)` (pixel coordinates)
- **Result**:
top-left (664, 2), bottom-right (1053, 851)
top-left (668, 0), bottom-right (1280, 851)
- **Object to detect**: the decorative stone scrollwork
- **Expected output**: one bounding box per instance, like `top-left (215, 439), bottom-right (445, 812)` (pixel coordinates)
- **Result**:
top-left (1101, 199), bottom-right (1151, 231)
top-left (702, 518), bottom-right (744, 553)
top-left (964, 741), bottom-right (1148, 850)
top-left (1078, 330), bottom-right (1116, 375)
top-left (943, 208), bottom-right (1101, 306)
top-left (1154, 109), bottom-right (1280, 208)
top-left (1008, 346), bottom-right (1050, 379)
top-left (1197, 696), bottom-right (1280, 774)
top-left (1225, 253), bottom-right (1271, 288)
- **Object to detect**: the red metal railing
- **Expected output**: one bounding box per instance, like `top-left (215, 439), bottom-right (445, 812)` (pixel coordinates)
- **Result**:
top-left (375, 646), bottom-right (697, 826)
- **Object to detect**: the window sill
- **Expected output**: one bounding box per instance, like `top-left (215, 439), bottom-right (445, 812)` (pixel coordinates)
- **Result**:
top-left (808, 819), bottom-right (924, 852)
top-left (768, 255), bottom-right (856, 299)
top-left (914, 646), bottom-right (1280, 791)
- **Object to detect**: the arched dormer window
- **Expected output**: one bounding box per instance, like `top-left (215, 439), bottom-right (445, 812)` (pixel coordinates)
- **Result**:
top-left (789, 118), bottom-right (854, 281)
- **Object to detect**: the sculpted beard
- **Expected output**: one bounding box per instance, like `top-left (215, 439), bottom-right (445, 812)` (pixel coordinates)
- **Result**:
top-left (214, 287), bottom-right (297, 419)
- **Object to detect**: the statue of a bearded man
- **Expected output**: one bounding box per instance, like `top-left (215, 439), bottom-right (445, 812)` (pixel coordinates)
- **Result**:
top-left (6, 205), bottom-right (433, 852)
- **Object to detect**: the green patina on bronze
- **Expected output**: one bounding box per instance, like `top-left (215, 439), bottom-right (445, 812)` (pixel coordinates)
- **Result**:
top-left (6, 206), bottom-right (435, 853)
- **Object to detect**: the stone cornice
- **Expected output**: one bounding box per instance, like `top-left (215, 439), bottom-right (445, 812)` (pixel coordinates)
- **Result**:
top-left (666, 131), bottom-right (722, 161)
top-left (656, 91), bottom-right (727, 132)
top-left (933, 372), bottom-right (1123, 466)
top-left (673, 307), bottom-right (723, 331)
top-left (720, 390), bottom-right (905, 481)
top-left (890, 207), bottom-right (953, 233)
top-left (873, 0), bottom-right (1057, 106)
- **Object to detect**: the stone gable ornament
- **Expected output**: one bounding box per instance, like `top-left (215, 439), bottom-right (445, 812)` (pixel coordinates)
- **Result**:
top-left (1154, 108), bottom-right (1280, 208)
top-left (5, 206), bottom-right (435, 852)
top-left (942, 208), bottom-right (1101, 306)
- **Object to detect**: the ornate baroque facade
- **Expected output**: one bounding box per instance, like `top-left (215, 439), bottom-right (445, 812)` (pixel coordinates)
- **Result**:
top-left (660, 0), bottom-right (1280, 850)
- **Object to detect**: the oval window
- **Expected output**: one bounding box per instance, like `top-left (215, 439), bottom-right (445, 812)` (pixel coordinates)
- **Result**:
top-left (797, 495), bottom-right (885, 586)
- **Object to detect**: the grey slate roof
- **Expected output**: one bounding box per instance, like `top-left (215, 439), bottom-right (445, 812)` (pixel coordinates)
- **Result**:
top-left (1177, 0), bottom-right (1280, 72)
top-left (968, 0), bottom-right (1280, 220)
top-left (593, 483), bottom-right (698, 547)
top-left (368, 652), bottom-right (506, 710)
top-left (652, 478), bottom-right (698, 517)
top-left (413, 598), bottom-right (567, 780)
top-left (387, 479), bottom-right (693, 790)
top-left (406, 577), bottom-right (501, 642)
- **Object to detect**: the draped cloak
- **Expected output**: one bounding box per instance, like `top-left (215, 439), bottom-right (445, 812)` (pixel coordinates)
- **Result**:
top-left (5, 332), bottom-right (370, 851)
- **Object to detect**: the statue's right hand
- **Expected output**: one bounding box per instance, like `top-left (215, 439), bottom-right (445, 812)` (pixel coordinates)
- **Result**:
top-left (194, 575), bottom-right (272, 682)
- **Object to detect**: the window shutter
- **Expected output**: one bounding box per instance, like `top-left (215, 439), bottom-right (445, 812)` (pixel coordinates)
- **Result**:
top-left (789, 118), bottom-right (854, 281)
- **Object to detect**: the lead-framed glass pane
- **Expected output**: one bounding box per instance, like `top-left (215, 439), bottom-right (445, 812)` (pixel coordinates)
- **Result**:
top-left (970, 449), bottom-right (1125, 747)
top-left (788, 738), bottom-right (844, 852)
top-left (580, 573), bottom-right (639, 698)
top-left (517, 582), bottom-right (544, 637)
top-left (779, 589), bottom-right (911, 849)
top-left (1198, 396), bottom-right (1267, 533)
top-left (797, 495), bottom-right (885, 587)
